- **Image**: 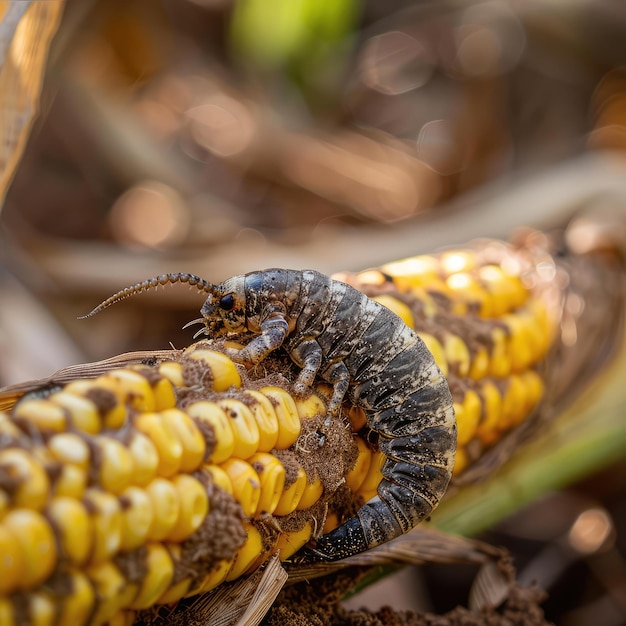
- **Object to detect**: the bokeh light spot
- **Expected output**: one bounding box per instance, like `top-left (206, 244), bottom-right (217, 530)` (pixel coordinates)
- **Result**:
top-left (186, 98), bottom-right (255, 157)
top-left (568, 508), bottom-right (613, 555)
top-left (109, 181), bottom-right (190, 249)
top-left (360, 31), bottom-right (433, 95)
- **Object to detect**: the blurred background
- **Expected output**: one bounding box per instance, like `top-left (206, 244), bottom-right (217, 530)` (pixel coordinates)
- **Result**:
top-left (0, 1), bottom-right (626, 624)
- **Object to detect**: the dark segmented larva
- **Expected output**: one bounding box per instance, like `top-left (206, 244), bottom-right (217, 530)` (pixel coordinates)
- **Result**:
top-left (81, 269), bottom-right (457, 562)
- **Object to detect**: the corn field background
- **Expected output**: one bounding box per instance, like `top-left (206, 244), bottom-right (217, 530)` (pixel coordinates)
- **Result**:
top-left (0, 1), bottom-right (625, 624)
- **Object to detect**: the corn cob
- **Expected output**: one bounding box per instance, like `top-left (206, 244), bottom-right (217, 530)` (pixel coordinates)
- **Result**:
top-left (0, 239), bottom-right (560, 624)
top-left (0, 343), bottom-right (364, 625)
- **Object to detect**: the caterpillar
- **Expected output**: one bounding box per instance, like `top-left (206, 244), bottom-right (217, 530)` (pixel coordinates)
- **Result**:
top-left (81, 269), bottom-right (457, 562)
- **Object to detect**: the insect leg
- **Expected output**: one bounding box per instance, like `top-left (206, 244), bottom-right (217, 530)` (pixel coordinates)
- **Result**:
top-left (321, 361), bottom-right (351, 421)
top-left (288, 340), bottom-right (324, 396)
top-left (227, 312), bottom-right (289, 365)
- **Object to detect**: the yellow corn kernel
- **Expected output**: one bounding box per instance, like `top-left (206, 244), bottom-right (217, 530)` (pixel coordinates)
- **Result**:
top-left (372, 295), bottom-right (414, 328)
top-left (522, 370), bottom-right (544, 412)
top-left (100, 369), bottom-right (156, 412)
top-left (478, 265), bottom-right (525, 316)
top-left (503, 314), bottom-right (533, 373)
top-left (221, 458), bottom-right (261, 518)
top-left (192, 559), bottom-right (232, 594)
top-left (411, 287), bottom-right (439, 318)
top-left (47, 433), bottom-right (90, 471)
top-left (440, 250), bottom-right (477, 275)
top-left (187, 401), bottom-right (234, 464)
top-left (151, 376), bottom-right (177, 411)
top-left (276, 521), bottom-right (313, 560)
top-left (359, 450), bottom-right (385, 494)
top-left (204, 464), bottom-right (233, 495)
top-left (456, 389), bottom-right (481, 446)
top-left (448, 296), bottom-right (469, 317)
top-left (157, 576), bottom-right (191, 605)
top-left (0, 598), bottom-right (15, 626)
top-left (126, 431), bottom-right (159, 486)
top-left (158, 361), bottom-right (184, 387)
top-left (0, 489), bottom-right (8, 518)
top-left (419, 333), bottom-right (448, 377)
top-left (345, 437), bottom-right (373, 492)
top-left (488, 327), bottom-right (511, 378)
top-left (130, 544), bottom-right (174, 610)
top-left (523, 311), bottom-right (548, 364)
top-left (296, 476), bottom-right (324, 510)
top-left (529, 299), bottom-right (554, 348)
top-left (4, 509), bottom-right (56, 589)
top-left (358, 489), bottom-right (378, 503)
top-left (161, 409), bottom-right (206, 472)
top-left (46, 497), bottom-right (92, 565)
top-left (243, 390), bottom-right (280, 451)
top-left (53, 464), bottom-right (87, 498)
top-left (93, 437), bottom-right (134, 494)
top-left (0, 413), bottom-right (22, 438)
top-left (50, 392), bottom-right (101, 434)
top-left (156, 546), bottom-right (192, 604)
top-left (167, 474), bottom-right (209, 542)
top-left (469, 346), bottom-right (490, 380)
top-left (85, 561), bottom-right (129, 624)
top-left (475, 380), bottom-right (503, 445)
top-left (145, 477), bottom-right (180, 542)
top-left (13, 399), bottom-right (66, 433)
top-left (295, 392), bottom-right (327, 421)
top-left (501, 375), bottom-right (526, 430)
top-left (63, 380), bottom-right (126, 430)
top-left (226, 523), bottom-right (265, 581)
top-left (519, 373), bottom-right (539, 426)
top-left (248, 452), bottom-right (286, 516)
top-left (446, 272), bottom-right (488, 310)
top-left (0, 523), bottom-right (23, 593)
top-left (259, 387), bottom-right (301, 449)
top-left (27, 591), bottom-right (55, 626)
top-left (381, 255), bottom-right (440, 290)
top-left (134, 412), bottom-right (183, 478)
top-left (443, 334), bottom-right (471, 377)
top-left (352, 269), bottom-right (387, 286)
top-left (57, 570), bottom-right (96, 626)
top-left (188, 349), bottom-right (242, 391)
top-left (274, 467), bottom-right (307, 516)
top-left (156, 578), bottom-right (190, 604)
top-left (347, 405), bottom-right (367, 432)
top-left (0, 448), bottom-right (50, 511)
top-left (452, 447), bottom-right (470, 476)
top-left (322, 512), bottom-right (340, 533)
top-left (108, 611), bottom-right (136, 626)
top-left (82, 489), bottom-right (122, 564)
top-left (217, 399), bottom-right (260, 460)
top-left (118, 486), bottom-right (154, 552)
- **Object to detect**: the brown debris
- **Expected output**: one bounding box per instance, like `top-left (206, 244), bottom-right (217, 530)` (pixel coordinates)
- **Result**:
top-left (115, 546), bottom-right (149, 585)
top-left (294, 413), bottom-right (358, 494)
top-left (175, 483), bottom-right (246, 587)
top-left (85, 387), bottom-right (119, 418)
top-left (262, 569), bottom-right (552, 626)
top-left (272, 448), bottom-right (301, 489)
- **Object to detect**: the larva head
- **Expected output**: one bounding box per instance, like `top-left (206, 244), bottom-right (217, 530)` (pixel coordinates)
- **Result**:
top-left (200, 275), bottom-right (247, 334)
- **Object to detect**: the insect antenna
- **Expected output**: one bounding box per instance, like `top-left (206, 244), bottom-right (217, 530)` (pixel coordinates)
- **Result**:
top-left (78, 273), bottom-right (215, 319)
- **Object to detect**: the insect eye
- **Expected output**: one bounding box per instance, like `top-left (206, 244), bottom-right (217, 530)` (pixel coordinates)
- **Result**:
top-left (218, 294), bottom-right (235, 311)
